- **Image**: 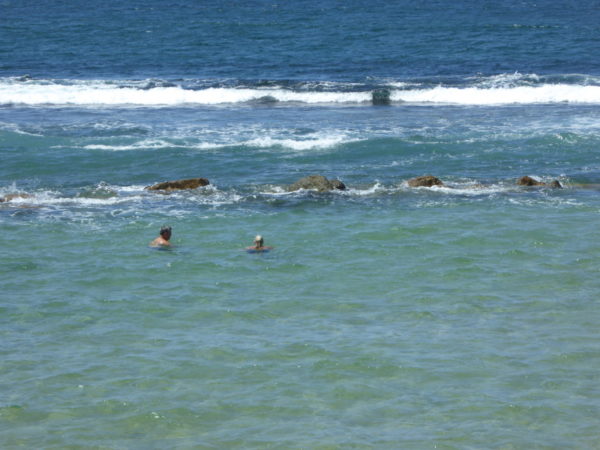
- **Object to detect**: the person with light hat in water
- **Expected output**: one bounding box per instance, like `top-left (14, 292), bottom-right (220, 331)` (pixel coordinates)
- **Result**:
top-left (150, 226), bottom-right (172, 247)
top-left (246, 234), bottom-right (273, 252)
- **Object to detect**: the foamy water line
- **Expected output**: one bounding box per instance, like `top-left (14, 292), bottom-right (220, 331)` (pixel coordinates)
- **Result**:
top-left (4, 77), bottom-right (600, 106)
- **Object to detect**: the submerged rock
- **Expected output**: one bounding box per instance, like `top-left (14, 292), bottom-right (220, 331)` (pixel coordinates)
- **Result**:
top-left (407, 175), bottom-right (444, 188)
top-left (0, 193), bottom-right (31, 203)
top-left (517, 176), bottom-right (562, 188)
top-left (145, 178), bottom-right (210, 191)
top-left (286, 175), bottom-right (346, 192)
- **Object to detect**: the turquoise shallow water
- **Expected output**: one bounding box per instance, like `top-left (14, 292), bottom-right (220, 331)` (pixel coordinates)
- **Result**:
top-left (2, 0), bottom-right (600, 447)
top-left (2, 190), bottom-right (600, 447)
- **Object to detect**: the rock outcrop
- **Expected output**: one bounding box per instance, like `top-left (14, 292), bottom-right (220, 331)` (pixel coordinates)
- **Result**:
top-left (548, 180), bottom-right (563, 188)
top-left (0, 193), bottom-right (31, 203)
top-left (145, 178), bottom-right (210, 191)
top-left (517, 176), bottom-right (562, 188)
top-left (372, 89), bottom-right (391, 106)
top-left (407, 175), bottom-right (444, 188)
top-left (517, 176), bottom-right (544, 186)
top-left (329, 179), bottom-right (346, 190)
top-left (286, 175), bottom-right (346, 192)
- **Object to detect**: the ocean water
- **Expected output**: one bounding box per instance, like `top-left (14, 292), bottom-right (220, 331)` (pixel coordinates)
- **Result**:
top-left (1, 0), bottom-right (600, 448)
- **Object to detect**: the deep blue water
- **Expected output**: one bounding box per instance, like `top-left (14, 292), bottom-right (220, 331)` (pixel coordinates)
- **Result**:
top-left (1, 1), bottom-right (600, 448)
top-left (4, 0), bottom-right (600, 79)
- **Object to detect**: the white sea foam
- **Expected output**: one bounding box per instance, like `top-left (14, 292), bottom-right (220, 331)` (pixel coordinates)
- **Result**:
top-left (114, 185), bottom-right (149, 193)
top-left (468, 72), bottom-right (541, 88)
top-left (5, 191), bottom-right (144, 206)
top-left (5, 77), bottom-right (600, 107)
top-left (114, 182), bottom-right (244, 206)
top-left (426, 184), bottom-right (509, 196)
top-left (72, 133), bottom-right (359, 152)
top-left (259, 186), bottom-right (291, 196)
top-left (0, 82), bottom-right (370, 106)
top-left (76, 141), bottom-right (224, 152)
top-left (508, 196), bottom-right (582, 207)
top-left (387, 81), bottom-right (415, 88)
top-left (344, 182), bottom-right (387, 196)
top-left (82, 140), bottom-right (172, 151)
top-left (0, 182), bottom-right (20, 195)
top-left (0, 122), bottom-right (43, 136)
top-left (0, 183), bottom-right (243, 210)
top-left (397, 179), bottom-right (516, 196)
top-left (243, 134), bottom-right (357, 150)
top-left (260, 180), bottom-right (514, 198)
top-left (391, 84), bottom-right (600, 105)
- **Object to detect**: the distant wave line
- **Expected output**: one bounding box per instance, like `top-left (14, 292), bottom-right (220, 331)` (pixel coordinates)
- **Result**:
top-left (3, 81), bottom-right (600, 106)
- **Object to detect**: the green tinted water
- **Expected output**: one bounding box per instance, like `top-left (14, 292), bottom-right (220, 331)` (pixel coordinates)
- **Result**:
top-left (2, 195), bottom-right (598, 447)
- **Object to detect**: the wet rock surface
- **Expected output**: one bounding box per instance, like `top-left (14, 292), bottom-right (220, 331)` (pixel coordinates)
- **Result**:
top-left (145, 178), bottom-right (210, 191)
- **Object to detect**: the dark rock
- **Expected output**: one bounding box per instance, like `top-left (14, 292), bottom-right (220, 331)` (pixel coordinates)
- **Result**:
top-left (549, 180), bottom-right (563, 189)
top-left (145, 178), bottom-right (210, 191)
top-left (0, 193), bottom-right (31, 203)
top-left (329, 179), bottom-right (347, 190)
top-left (287, 175), bottom-right (346, 192)
top-left (517, 176), bottom-right (562, 188)
top-left (372, 89), bottom-right (391, 106)
top-left (407, 175), bottom-right (444, 188)
top-left (517, 176), bottom-right (544, 186)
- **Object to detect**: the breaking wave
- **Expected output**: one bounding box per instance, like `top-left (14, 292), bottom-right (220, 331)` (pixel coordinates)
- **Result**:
top-left (3, 74), bottom-right (600, 107)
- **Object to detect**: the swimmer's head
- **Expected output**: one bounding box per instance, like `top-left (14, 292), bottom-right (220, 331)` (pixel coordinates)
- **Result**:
top-left (254, 235), bottom-right (263, 246)
top-left (160, 226), bottom-right (172, 237)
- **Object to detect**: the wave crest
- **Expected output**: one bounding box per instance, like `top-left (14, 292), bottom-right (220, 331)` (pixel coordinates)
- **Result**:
top-left (3, 74), bottom-right (600, 107)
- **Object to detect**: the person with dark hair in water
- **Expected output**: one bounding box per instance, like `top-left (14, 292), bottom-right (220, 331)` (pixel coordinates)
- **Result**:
top-left (150, 226), bottom-right (172, 247)
top-left (246, 235), bottom-right (273, 252)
